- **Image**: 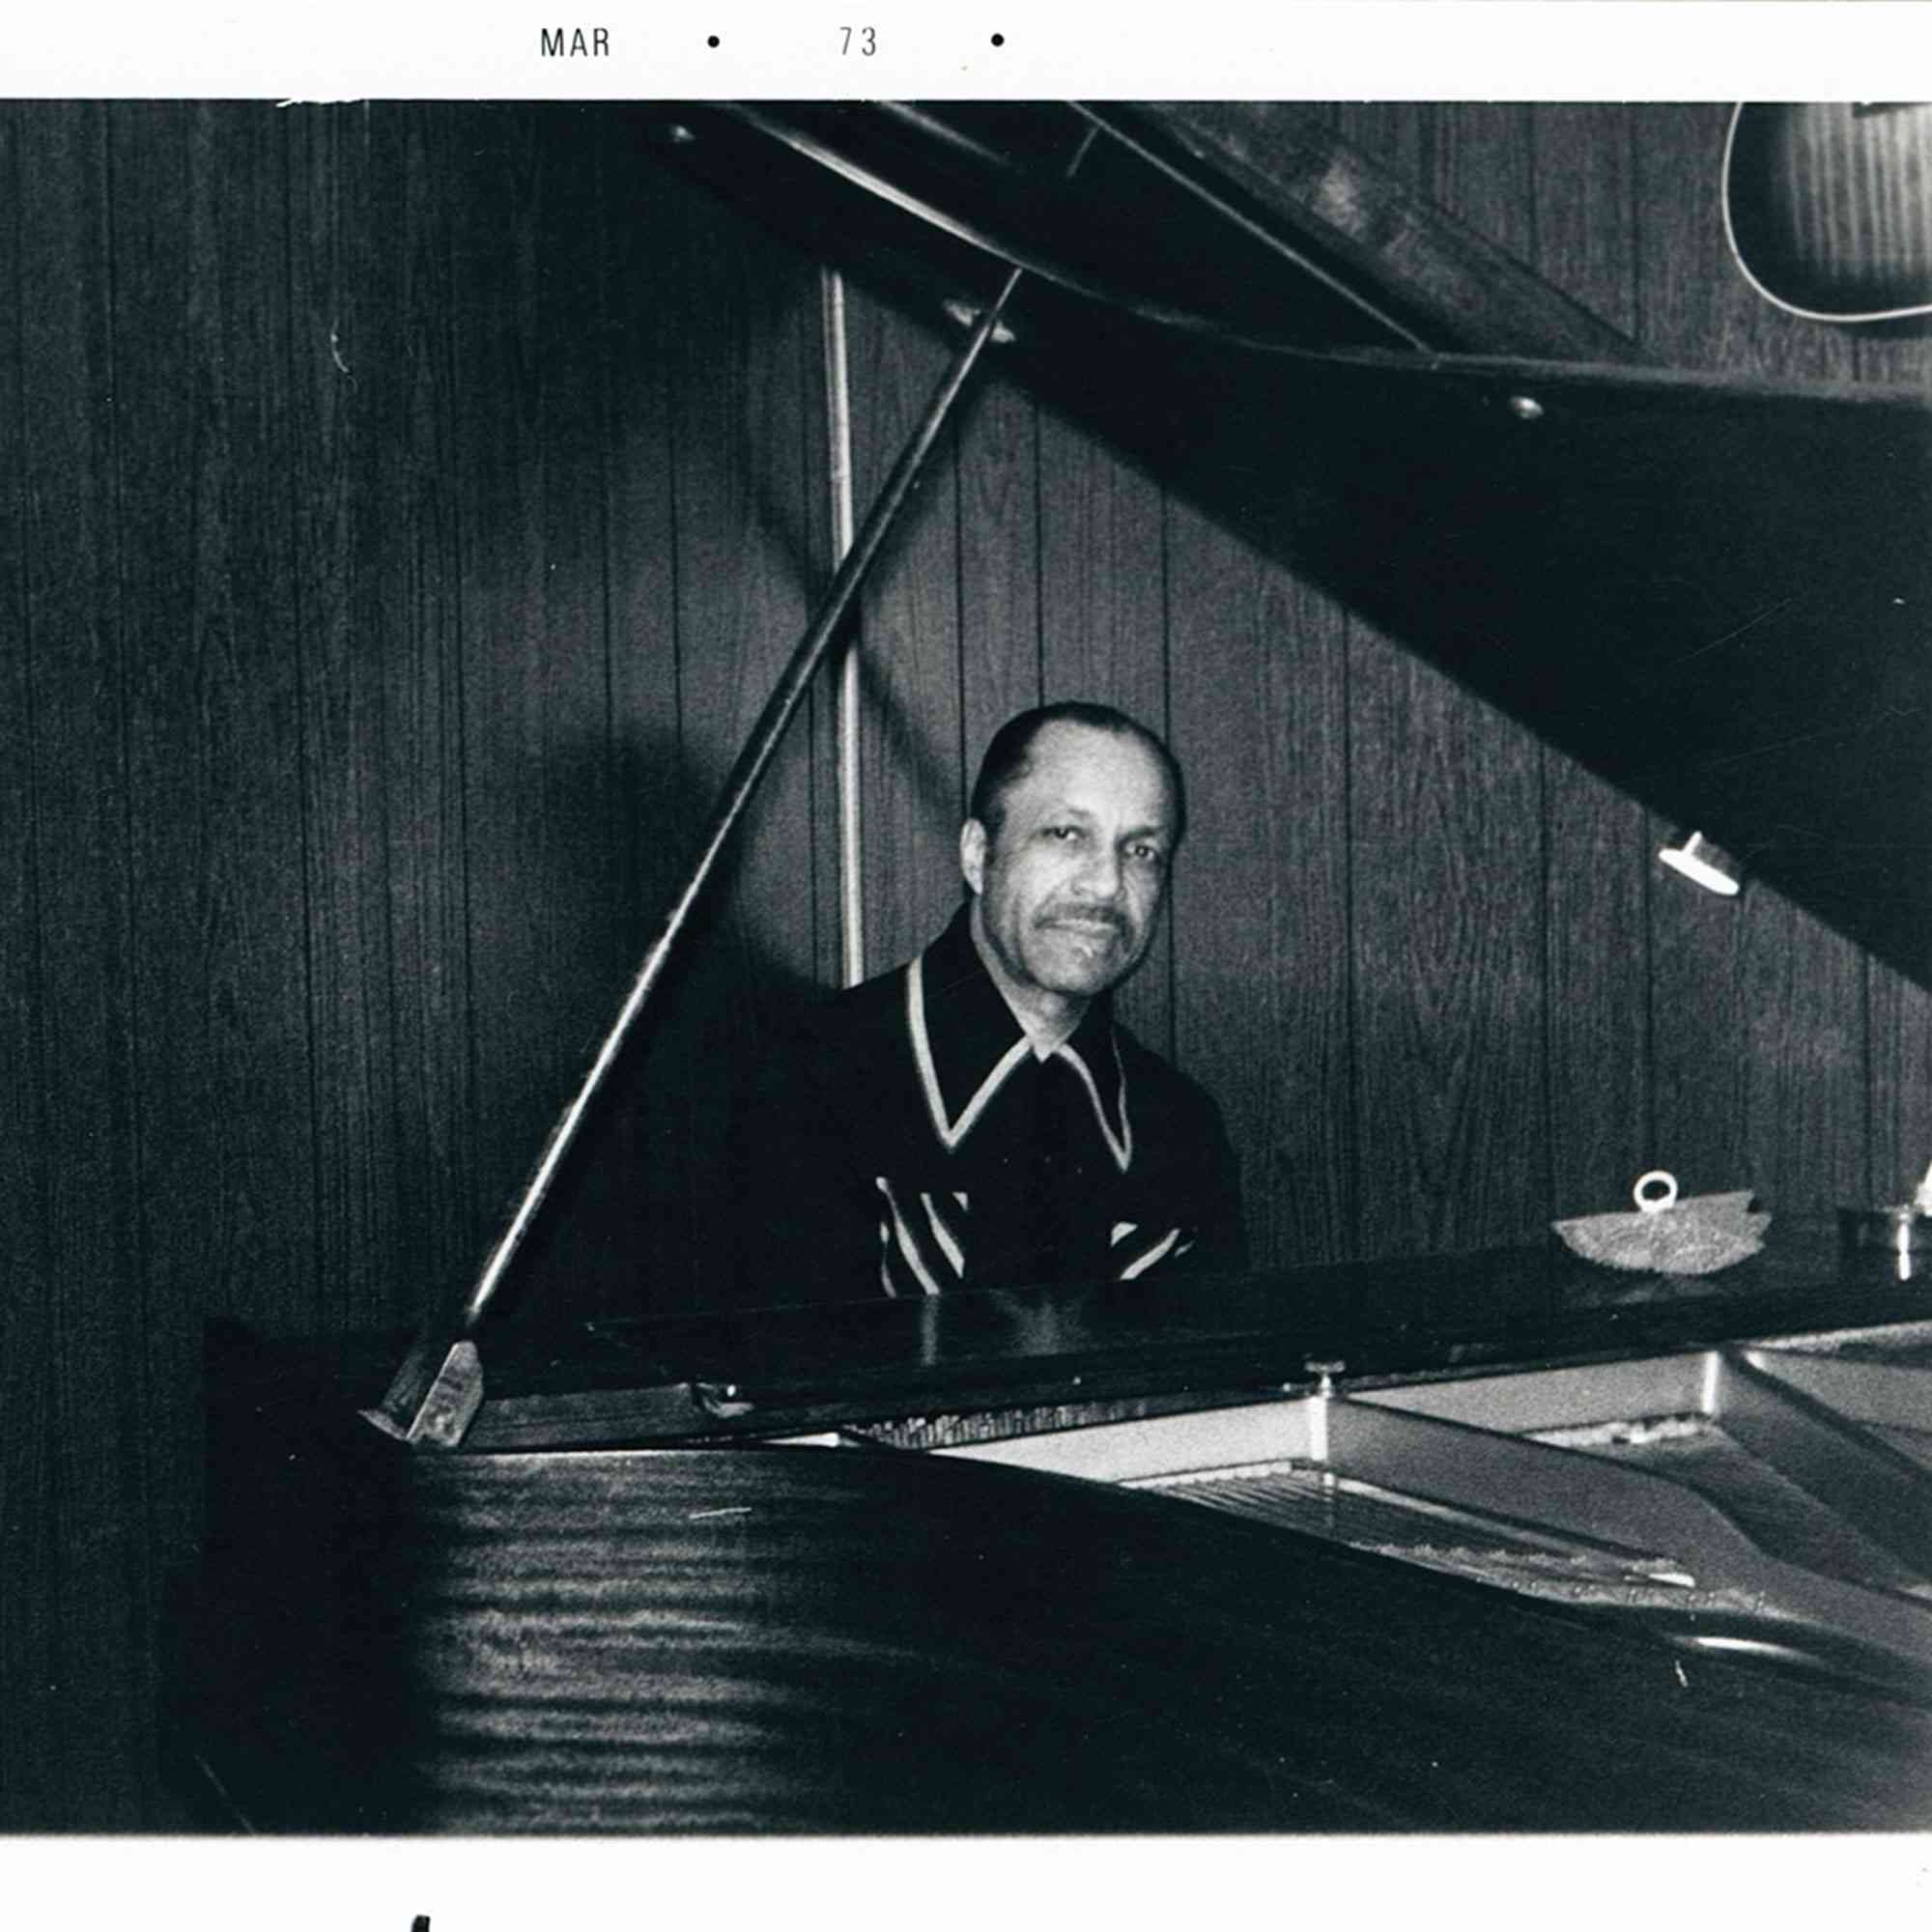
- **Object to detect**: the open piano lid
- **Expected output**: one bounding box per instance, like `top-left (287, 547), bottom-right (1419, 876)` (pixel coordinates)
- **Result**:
top-left (657, 100), bottom-right (1932, 988)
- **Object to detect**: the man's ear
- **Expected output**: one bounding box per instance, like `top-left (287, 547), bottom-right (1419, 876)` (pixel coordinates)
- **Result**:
top-left (959, 818), bottom-right (988, 895)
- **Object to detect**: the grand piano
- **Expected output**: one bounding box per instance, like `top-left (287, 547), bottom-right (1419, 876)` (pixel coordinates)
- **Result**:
top-left (180, 103), bottom-right (1932, 1833)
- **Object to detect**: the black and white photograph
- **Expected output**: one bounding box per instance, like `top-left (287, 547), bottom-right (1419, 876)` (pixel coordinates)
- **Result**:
top-left (8, 5), bottom-right (1932, 1920)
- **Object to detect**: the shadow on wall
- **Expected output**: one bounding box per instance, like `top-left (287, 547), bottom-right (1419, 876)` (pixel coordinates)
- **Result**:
top-left (453, 715), bottom-right (836, 1337)
top-left (506, 623), bottom-right (982, 1326)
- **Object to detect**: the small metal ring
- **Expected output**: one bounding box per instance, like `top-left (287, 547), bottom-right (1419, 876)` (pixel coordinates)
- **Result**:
top-left (1634, 1170), bottom-right (1678, 1214)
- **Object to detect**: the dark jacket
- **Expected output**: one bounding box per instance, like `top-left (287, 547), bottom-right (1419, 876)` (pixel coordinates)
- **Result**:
top-left (736, 906), bottom-right (1245, 1305)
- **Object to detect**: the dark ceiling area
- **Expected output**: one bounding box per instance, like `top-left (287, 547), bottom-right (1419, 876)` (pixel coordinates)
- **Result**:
top-left (652, 99), bottom-right (1932, 987)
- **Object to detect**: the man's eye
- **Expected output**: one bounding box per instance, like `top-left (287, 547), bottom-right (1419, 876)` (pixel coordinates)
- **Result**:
top-left (1130, 844), bottom-right (1165, 866)
top-left (1043, 825), bottom-right (1082, 842)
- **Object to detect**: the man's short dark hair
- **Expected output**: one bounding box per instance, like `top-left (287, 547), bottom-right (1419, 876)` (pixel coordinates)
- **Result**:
top-left (968, 702), bottom-right (1187, 845)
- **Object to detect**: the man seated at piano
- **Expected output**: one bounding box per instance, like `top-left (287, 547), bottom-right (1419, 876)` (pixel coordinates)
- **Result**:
top-left (738, 701), bottom-right (1245, 1303)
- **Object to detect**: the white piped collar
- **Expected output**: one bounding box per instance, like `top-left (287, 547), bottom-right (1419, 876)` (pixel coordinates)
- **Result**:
top-left (904, 914), bottom-right (1133, 1174)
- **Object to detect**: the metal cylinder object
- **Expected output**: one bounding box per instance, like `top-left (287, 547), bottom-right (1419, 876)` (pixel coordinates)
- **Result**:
top-left (1839, 1205), bottom-right (1932, 1279)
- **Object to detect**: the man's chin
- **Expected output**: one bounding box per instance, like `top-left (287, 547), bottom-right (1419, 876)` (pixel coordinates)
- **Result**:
top-left (1029, 931), bottom-right (1138, 995)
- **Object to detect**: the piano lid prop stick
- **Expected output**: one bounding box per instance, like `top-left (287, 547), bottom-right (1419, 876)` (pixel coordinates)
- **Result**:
top-left (821, 263), bottom-right (866, 991)
top-left (364, 265), bottom-right (1033, 1446)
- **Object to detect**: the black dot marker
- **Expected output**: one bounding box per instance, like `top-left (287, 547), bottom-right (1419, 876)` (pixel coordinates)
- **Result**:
top-left (707, 34), bottom-right (720, 47)
top-left (991, 33), bottom-right (1005, 45)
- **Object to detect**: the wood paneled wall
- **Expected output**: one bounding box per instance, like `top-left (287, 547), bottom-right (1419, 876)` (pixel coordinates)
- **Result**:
top-left (4, 99), bottom-right (1931, 1829)
top-left (0, 99), bottom-right (835, 1830)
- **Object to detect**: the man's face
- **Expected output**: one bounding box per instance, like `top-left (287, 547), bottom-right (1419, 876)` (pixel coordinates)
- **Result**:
top-left (961, 723), bottom-right (1179, 1008)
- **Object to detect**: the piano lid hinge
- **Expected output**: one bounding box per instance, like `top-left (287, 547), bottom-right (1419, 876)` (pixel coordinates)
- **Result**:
top-left (360, 1339), bottom-right (486, 1449)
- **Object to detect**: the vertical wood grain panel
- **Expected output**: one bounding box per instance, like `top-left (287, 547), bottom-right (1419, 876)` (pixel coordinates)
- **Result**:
top-left (447, 102), bottom-right (561, 1233)
top-left (1854, 298), bottom-right (1932, 1203)
top-left (16, 101), bottom-right (148, 1829)
top-left (1523, 104), bottom-right (1655, 1215)
top-left (1340, 102), bottom-right (1550, 1254)
top-left (1037, 411), bottom-right (1174, 1056)
top-left (285, 102), bottom-right (478, 1333)
top-left (114, 102), bottom-right (319, 1358)
top-left (0, 98), bottom-right (59, 1831)
top-left (667, 190), bottom-right (825, 990)
top-left (499, 105), bottom-right (665, 1311)
top-left (956, 366), bottom-right (1042, 798)
top-left (446, 105), bottom-right (627, 1311)
top-left (1869, 973), bottom-right (1932, 1207)
top-left (287, 100), bottom-right (408, 1333)
top-left (952, 343), bottom-right (1044, 1061)
top-left (660, 169), bottom-right (828, 1308)
top-left (1346, 616), bottom-right (1549, 1254)
top-left (592, 121), bottom-right (707, 1312)
top-left (103, 101), bottom-right (319, 1833)
top-left (1166, 507), bottom-right (1355, 1265)
top-left (1743, 897), bottom-right (1869, 1210)
top-left (373, 106), bottom-right (482, 1321)
top-left (1634, 103), bottom-right (1869, 1210)
top-left (848, 291), bottom-right (965, 978)
top-left (1729, 302), bottom-right (1870, 1209)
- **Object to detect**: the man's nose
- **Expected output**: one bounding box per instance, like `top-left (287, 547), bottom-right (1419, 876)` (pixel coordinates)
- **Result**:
top-left (1074, 843), bottom-right (1123, 897)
